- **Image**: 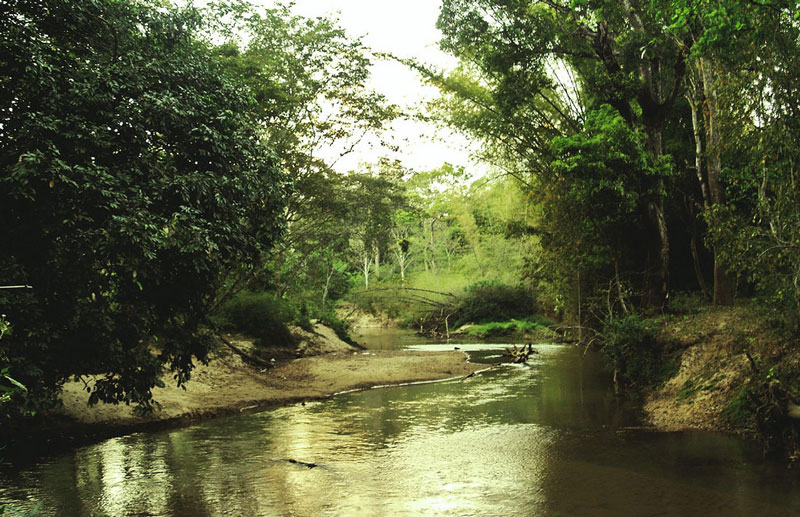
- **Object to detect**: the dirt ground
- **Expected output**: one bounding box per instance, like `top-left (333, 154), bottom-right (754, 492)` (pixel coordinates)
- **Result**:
top-left (644, 304), bottom-right (794, 433)
top-left (55, 324), bottom-right (482, 430)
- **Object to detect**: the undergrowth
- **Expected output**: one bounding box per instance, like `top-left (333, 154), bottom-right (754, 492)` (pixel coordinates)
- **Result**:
top-left (215, 291), bottom-right (297, 348)
top-left (599, 314), bottom-right (676, 388)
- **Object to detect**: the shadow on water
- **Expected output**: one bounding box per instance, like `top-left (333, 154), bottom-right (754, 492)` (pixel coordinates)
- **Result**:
top-left (2, 335), bottom-right (800, 516)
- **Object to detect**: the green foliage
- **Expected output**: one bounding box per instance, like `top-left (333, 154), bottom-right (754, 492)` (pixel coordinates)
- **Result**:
top-left (460, 316), bottom-right (554, 338)
top-left (452, 282), bottom-right (537, 328)
top-left (534, 105), bottom-right (674, 319)
top-left (210, 3), bottom-right (399, 302)
top-left (218, 292), bottom-right (296, 348)
top-left (599, 314), bottom-right (671, 387)
top-left (546, 105), bottom-right (667, 266)
top-left (0, 0), bottom-right (287, 414)
top-left (707, 187), bottom-right (800, 331)
top-left (343, 172), bottom-right (542, 331)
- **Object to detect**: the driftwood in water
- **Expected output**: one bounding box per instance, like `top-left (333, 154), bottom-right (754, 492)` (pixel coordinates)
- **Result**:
top-left (504, 343), bottom-right (536, 363)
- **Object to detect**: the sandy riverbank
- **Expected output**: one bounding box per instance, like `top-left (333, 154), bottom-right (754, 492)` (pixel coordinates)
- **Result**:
top-left (54, 331), bottom-right (483, 433)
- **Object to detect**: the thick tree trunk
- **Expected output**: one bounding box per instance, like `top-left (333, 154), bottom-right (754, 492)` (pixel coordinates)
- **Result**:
top-left (700, 58), bottom-right (734, 306)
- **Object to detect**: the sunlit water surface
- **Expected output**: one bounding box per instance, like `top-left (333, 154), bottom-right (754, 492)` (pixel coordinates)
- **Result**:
top-left (2, 335), bottom-right (800, 516)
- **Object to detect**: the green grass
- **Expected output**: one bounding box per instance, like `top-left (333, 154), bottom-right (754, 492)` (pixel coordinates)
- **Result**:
top-left (460, 317), bottom-right (553, 338)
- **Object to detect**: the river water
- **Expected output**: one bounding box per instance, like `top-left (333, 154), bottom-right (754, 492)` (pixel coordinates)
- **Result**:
top-left (2, 331), bottom-right (800, 516)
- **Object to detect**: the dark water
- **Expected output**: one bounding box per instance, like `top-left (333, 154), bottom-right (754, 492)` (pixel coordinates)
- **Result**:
top-left (2, 336), bottom-right (800, 516)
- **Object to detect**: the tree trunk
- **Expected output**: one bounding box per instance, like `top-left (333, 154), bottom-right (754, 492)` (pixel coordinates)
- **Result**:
top-left (643, 197), bottom-right (670, 308)
top-left (429, 218), bottom-right (437, 274)
top-left (689, 202), bottom-right (711, 300)
top-left (373, 245), bottom-right (380, 280)
top-left (322, 262), bottom-right (334, 305)
top-left (619, 0), bottom-right (691, 309)
top-left (615, 258), bottom-right (629, 314)
top-left (391, 229), bottom-right (408, 283)
top-left (394, 249), bottom-right (406, 282)
top-left (642, 127), bottom-right (670, 309)
top-left (686, 74), bottom-right (712, 300)
top-left (362, 254), bottom-right (370, 289)
top-left (274, 250), bottom-right (286, 299)
top-left (687, 79), bottom-right (711, 211)
top-left (701, 58), bottom-right (734, 306)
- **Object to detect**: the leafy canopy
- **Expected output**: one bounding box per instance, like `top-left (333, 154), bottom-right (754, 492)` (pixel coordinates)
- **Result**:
top-left (0, 0), bottom-right (288, 413)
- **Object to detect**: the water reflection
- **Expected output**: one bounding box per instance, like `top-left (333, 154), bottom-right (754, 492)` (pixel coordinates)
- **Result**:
top-left (2, 344), bottom-right (800, 516)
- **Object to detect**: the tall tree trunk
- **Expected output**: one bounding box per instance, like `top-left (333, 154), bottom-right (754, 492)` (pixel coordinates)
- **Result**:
top-left (362, 254), bottom-right (370, 289)
top-left (687, 73), bottom-right (712, 300)
top-left (642, 126), bottom-right (670, 309)
top-left (391, 229), bottom-right (408, 283)
top-left (393, 247), bottom-right (407, 282)
top-left (615, 258), bottom-right (629, 314)
top-left (322, 262), bottom-right (334, 305)
top-left (429, 218), bottom-right (437, 274)
top-left (373, 245), bottom-right (380, 280)
top-left (701, 58), bottom-right (734, 306)
top-left (274, 249), bottom-right (286, 299)
top-left (689, 200), bottom-right (711, 300)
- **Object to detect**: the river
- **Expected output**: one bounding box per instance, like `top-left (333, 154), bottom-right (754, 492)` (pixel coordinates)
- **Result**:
top-left (2, 330), bottom-right (799, 516)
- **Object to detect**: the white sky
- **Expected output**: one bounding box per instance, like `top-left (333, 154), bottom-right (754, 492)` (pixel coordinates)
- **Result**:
top-left (263, 0), bottom-right (483, 175)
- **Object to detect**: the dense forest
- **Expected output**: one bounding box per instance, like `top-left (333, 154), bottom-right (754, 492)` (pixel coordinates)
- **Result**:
top-left (1, 0), bottom-right (799, 449)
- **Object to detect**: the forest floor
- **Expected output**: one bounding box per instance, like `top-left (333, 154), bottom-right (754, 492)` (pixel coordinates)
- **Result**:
top-left (644, 303), bottom-right (799, 435)
top-left (49, 323), bottom-right (482, 443)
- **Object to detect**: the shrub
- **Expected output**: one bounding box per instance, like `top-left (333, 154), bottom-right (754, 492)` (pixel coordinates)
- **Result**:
top-left (599, 314), bottom-right (669, 387)
top-left (218, 292), bottom-right (296, 347)
top-left (453, 281), bottom-right (537, 327)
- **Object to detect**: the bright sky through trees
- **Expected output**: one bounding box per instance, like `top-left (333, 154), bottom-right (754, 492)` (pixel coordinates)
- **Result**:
top-left (266, 0), bottom-right (482, 174)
